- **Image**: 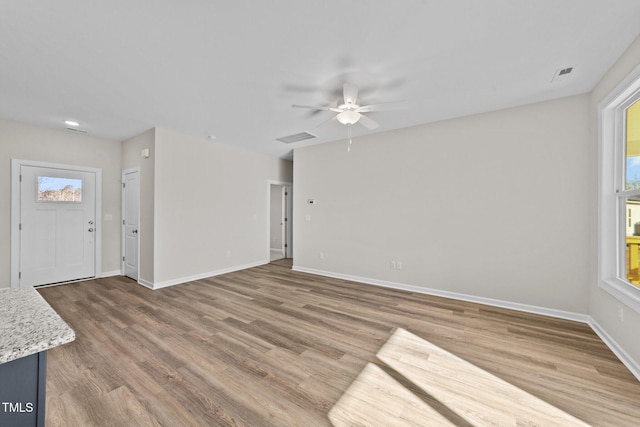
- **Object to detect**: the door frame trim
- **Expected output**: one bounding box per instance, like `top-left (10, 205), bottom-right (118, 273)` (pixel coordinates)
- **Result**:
top-left (266, 180), bottom-right (293, 260)
top-left (11, 159), bottom-right (103, 288)
top-left (121, 167), bottom-right (140, 281)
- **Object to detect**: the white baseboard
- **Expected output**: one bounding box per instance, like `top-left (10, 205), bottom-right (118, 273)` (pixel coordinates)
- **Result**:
top-left (149, 260), bottom-right (269, 290)
top-left (137, 278), bottom-right (154, 289)
top-left (589, 318), bottom-right (640, 381)
top-left (293, 266), bottom-right (588, 323)
top-left (99, 270), bottom-right (121, 278)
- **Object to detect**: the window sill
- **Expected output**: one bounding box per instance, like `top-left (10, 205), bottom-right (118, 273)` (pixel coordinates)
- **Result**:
top-left (600, 278), bottom-right (640, 313)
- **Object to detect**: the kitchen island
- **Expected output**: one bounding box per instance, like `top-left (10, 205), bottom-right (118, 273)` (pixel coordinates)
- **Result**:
top-left (0, 287), bottom-right (75, 427)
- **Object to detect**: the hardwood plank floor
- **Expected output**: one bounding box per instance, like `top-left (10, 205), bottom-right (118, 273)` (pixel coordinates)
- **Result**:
top-left (37, 262), bottom-right (640, 426)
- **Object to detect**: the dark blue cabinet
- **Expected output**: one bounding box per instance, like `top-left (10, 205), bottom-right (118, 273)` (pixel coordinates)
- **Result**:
top-left (0, 351), bottom-right (47, 427)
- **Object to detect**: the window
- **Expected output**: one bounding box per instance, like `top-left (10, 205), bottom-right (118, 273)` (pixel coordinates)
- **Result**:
top-left (37, 176), bottom-right (83, 202)
top-left (599, 66), bottom-right (640, 313)
top-left (624, 101), bottom-right (640, 288)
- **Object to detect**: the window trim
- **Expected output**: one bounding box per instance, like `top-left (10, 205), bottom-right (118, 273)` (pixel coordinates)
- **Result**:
top-left (599, 64), bottom-right (640, 314)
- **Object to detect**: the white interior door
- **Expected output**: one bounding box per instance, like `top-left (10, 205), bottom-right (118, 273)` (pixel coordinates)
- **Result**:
top-left (267, 181), bottom-right (292, 261)
top-left (281, 186), bottom-right (287, 257)
top-left (20, 165), bottom-right (96, 286)
top-left (270, 184), bottom-right (285, 260)
top-left (282, 185), bottom-right (292, 258)
top-left (122, 170), bottom-right (140, 280)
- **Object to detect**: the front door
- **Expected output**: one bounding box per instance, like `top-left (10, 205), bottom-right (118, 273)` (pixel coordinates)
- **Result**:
top-left (20, 165), bottom-right (96, 286)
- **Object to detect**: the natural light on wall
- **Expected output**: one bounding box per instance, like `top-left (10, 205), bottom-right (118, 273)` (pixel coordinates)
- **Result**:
top-left (625, 100), bottom-right (640, 286)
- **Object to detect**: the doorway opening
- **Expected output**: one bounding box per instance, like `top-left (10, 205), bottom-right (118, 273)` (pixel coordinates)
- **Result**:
top-left (268, 181), bottom-right (292, 263)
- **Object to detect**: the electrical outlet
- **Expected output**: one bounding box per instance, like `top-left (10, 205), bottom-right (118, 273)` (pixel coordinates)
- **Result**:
top-left (396, 261), bottom-right (403, 270)
top-left (391, 261), bottom-right (396, 269)
top-left (618, 305), bottom-right (624, 322)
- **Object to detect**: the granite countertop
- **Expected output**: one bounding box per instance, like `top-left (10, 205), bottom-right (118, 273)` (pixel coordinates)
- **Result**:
top-left (0, 287), bottom-right (75, 364)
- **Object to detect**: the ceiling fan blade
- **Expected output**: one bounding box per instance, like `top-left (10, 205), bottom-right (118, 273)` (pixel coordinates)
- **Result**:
top-left (317, 115), bottom-right (338, 127)
top-left (358, 114), bottom-right (379, 130)
top-left (292, 104), bottom-right (329, 110)
top-left (356, 101), bottom-right (408, 113)
top-left (343, 83), bottom-right (359, 105)
top-left (292, 104), bottom-right (342, 113)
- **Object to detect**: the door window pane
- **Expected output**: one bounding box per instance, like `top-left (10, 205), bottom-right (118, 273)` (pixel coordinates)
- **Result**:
top-left (37, 176), bottom-right (83, 202)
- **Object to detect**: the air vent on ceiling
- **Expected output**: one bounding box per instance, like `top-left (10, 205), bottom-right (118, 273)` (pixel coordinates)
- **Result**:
top-left (551, 67), bottom-right (575, 83)
top-left (276, 131), bottom-right (317, 144)
top-left (66, 127), bottom-right (88, 134)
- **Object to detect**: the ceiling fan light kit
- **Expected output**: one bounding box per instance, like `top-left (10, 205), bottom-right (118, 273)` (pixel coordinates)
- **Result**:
top-left (336, 110), bottom-right (361, 125)
top-left (292, 83), bottom-right (406, 129)
top-left (292, 82), bottom-right (407, 151)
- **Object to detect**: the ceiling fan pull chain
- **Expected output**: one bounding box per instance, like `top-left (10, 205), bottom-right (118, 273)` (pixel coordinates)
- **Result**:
top-left (347, 124), bottom-right (352, 152)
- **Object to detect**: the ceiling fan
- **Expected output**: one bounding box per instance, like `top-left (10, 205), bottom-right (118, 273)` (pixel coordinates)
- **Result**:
top-left (292, 83), bottom-right (406, 130)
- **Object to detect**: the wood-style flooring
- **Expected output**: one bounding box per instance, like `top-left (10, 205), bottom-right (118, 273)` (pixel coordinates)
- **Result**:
top-left (37, 261), bottom-right (640, 426)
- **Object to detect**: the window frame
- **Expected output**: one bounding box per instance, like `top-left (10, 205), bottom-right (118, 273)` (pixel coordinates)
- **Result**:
top-left (599, 64), bottom-right (640, 314)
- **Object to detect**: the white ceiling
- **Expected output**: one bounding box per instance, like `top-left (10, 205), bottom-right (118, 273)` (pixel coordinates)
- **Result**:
top-left (2, 1), bottom-right (640, 159)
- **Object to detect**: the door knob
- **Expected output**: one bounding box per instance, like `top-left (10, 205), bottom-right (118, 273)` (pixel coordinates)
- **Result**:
top-left (88, 228), bottom-right (94, 232)
top-left (132, 229), bottom-right (138, 234)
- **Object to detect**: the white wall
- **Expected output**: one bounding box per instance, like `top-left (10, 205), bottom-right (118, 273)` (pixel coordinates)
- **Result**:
top-left (293, 94), bottom-right (591, 314)
top-left (590, 35), bottom-right (640, 367)
top-left (153, 128), bottom-right (293, 285)
top-left (0, 119), bottom-right (122, 287)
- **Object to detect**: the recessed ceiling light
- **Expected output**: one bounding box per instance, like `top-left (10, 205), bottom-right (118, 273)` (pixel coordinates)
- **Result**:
top-left (208, 135), bottom-right (216, 140)
top-left (65, 120), bottom-right (79, 127)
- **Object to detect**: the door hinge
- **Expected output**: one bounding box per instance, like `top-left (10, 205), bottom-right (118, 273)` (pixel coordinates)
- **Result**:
top-left (18, 272), bottom-right (21, 279)
top-left (19, 174), bottom-right (22, 182)
top-left (285, 218), bottom-right (288, 222)
top-left (19, 223), bottom-right (22, 231)
top-left (285, 244), bottom-right (288, 248)
top-left (123, 256), bottom-right (125, 262)
top-left (285, 191), bottom-right (288, 196)
top-left (123, 219), bottom-right (126, 225)
top-left (122, 182), bottom-right (126, 188)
